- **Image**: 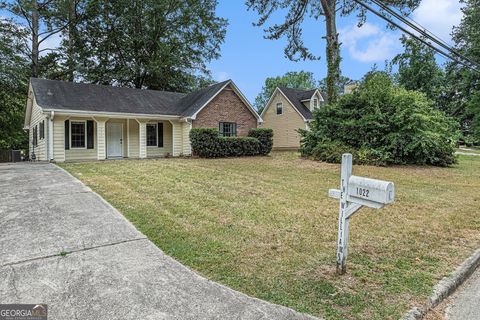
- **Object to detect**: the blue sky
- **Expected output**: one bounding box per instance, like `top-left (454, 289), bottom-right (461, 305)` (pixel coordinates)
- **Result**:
top-left (207, 0), bottom-right (463, 102)
top-left (1, 0), bottom-right (463, 102)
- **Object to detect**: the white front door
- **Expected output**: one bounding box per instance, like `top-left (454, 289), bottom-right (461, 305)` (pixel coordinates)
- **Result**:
top-left (107, 123), bottom-right (123, 158)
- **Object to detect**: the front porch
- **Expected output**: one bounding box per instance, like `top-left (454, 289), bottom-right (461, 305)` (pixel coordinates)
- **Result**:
top-left (51, 116), bottom-right (192, 162)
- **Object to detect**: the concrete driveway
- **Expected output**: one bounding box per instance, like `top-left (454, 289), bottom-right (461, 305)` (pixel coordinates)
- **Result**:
top-left (0, 163), bottom-right (317, 320)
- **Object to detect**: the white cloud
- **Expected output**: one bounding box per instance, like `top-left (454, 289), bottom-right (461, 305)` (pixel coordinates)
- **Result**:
top-left (214, 71), bottom-right (230, 82)
top-left (412, 0), bottom-right (463, 44)
top-left (340, 22), bottom-right (400, 62)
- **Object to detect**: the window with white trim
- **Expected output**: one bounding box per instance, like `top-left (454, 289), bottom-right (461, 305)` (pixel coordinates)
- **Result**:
top-left (71, 121), bottom-right (86, 148)
top-left (276, 102), bottom-right (283, 115)
top-left (146, 123), bottom-right (157, 146)
top-left (313, 98), bottom-right (318, 108)
top-left (219, 122), bottom-right (237, 137)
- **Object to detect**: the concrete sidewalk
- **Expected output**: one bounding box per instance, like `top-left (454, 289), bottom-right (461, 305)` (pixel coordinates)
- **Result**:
top-left (0, 163), bottom-right (317, 320)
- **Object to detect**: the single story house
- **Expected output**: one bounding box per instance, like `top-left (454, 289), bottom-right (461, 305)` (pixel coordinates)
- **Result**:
top-left (259, 87), bottom-right (326, 150)
top-left (24, 78), bottom-right (262, 162)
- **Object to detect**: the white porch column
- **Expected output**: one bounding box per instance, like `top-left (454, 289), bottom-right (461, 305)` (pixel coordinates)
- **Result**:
top-left (127, 119), bottom-right (130, 158)
top-left (47, 111), bottom-right (54, 161)
top-left (137, 120), bottom-right (147, 158)
top-left (182, 120), bottom-right (192, 156)
top-left (95, 119), bottom-right (107, 160)
top-left (169, 120), bottom-right (182, 157)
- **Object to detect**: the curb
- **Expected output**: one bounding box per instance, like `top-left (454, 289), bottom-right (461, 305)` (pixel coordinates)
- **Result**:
top-left (402, 248), bottom-right (480, 320)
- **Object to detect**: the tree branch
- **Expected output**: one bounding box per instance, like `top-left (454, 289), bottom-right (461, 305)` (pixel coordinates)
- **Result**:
top-left (37, 24), bottom-right (68, 45)
top-left (38, 47), bottom-right (61, 53)
top-left (16, 5), bottom-right (34, 33)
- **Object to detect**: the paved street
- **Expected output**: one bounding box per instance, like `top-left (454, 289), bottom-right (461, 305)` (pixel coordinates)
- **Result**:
top-left (445, 266), bottom-right (480, 320)
top-left (0, 162), bottom-right (317, 320)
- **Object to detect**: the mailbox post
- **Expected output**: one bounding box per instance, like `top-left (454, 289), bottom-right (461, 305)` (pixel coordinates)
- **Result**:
top-left (329, 153), bottom-right (395, 275)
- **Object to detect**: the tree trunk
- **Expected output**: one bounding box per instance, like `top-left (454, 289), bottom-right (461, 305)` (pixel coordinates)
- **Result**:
top-left (323, 0), bottom-right (340, 103)
top-left (66, 0), bottom-right (76, 81)
top-left (31, 0), bottom-right (39, 77)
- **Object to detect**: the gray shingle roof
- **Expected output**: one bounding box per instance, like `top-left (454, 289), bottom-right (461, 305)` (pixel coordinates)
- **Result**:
top-left (178, 80), bottom-right (230, 117)
top-left (278, 87), bottom-right (320, 120)
top-left (30, 78), bottom-right (232, 117)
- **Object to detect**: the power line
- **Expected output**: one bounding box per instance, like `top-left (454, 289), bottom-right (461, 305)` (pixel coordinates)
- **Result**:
top-left (369, 0), bottom-right (480, 70)
top-left (352, 0), bottom-right (480, 74)
top-left (387, 4), bottom-right (452, 49)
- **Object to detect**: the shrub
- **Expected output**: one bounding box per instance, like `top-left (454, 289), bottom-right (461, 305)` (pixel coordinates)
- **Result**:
top-left (300, 72), bottom-right (458, 166)
top-left (248, 128), bottom-right (273, 155)
top-left (189, 128), bottom-right (222, 158)
top-left (190, 128), bottom-right (272, 158)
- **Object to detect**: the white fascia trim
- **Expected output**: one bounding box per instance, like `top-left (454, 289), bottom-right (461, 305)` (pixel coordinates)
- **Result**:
top-left (259, 87), bottom-right (281, 118)
top-left (41, 108), bottom-right (181, 120)
top-left (260, 87), bottom-right (307, 122)
top-left (23, 84), bottom-right (35, 129)
top-left (190, 81), bottom-right (231, 120)
top-left (228, 81), bottom-right (263, 123)
top-left (312, 89), bottom-right (325, 101)
top-left (277, 88), bottom-right (308, 122)
top-left (190, 80), bottom-right (263, 123)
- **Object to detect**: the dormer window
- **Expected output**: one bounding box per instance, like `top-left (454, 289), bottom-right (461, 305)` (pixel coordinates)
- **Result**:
top-left (313, 98), bottom-right (318, 108)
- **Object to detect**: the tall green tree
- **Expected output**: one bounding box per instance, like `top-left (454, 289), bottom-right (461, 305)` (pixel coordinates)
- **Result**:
top-left (0, 0), bottom-right (83, 78)
top-left (72, 0), bottom-right (227, 91)
top-left (392, 35), bottom-right (445, 103)
top-left (246, 0), bottom-right (421, 103)
top-left (254, 71), bottom-right (319, 112)
top-left (446, 0), bottom-right (480, 142)
top-left (0, 18), bottom-right (29, 149)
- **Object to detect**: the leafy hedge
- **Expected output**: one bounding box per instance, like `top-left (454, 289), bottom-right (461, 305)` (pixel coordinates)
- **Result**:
top-left (300, 72), bottom-right (459, 166)
top-left (190, 128), bottom-right (273, 158)
top-left (248, 128), bottom-right (274, 155)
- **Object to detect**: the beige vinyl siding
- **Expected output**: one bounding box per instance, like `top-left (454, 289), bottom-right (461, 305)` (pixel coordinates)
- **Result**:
top-left (29, 96), bottom-right (48, 161)
top-left (171, 121), bottom-right (183, 156)
top-left (181, 121), bottom-right (192, 156)
top-left (65, 117), bottom-right (97, 161)
top-left (52, 117), bottom-right (186, 161)
top-left (53, 116), bottom-right (66, 162)
top-left (146, 121), bottom-right (173, 157)
top-left (128, 119), bottom-right (139, 158)
top-left (260, 91), bottom-right (306, 150)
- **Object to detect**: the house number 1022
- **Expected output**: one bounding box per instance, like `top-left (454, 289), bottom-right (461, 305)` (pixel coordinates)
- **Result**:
top-left (356, 187), bottom-right (370, 198)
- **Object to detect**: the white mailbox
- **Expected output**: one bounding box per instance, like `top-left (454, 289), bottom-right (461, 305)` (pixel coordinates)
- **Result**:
top-left (328, 153), bottom-right (395, 275)
top-left (348, 175), bottom-right (394, 208)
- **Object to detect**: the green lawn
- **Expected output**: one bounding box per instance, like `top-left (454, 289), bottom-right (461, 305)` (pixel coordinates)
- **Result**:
top-left (60, 152), bottom-right (480, 320)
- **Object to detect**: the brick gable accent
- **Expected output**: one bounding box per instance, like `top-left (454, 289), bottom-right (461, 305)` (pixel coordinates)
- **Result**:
top-left (192, 85), bottom-right (257, 136)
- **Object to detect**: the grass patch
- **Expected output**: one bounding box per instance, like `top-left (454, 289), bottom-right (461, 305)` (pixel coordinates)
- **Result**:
top-left (60, 152), bottom-right (480, 320)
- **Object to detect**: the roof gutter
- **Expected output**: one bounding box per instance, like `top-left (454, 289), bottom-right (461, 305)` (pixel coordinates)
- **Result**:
top-left (41, 108), bottom-right (182, 120)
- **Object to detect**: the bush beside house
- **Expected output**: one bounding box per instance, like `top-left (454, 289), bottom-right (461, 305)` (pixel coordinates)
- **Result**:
top-left (190, 128), bottom-right (273, 158)
top-left (300, 73), bottom-right (459, 167)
